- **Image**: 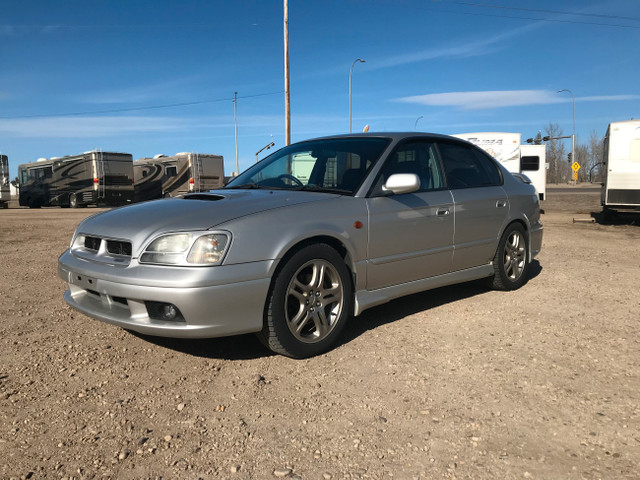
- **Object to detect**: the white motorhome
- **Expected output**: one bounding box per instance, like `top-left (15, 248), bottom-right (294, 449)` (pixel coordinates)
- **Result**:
top-left (0, 154), bottom-right (9, 208)
top-left (601, 120), bottom-right (640, 216)
top-left (453, 132), bottom-right (546, 200)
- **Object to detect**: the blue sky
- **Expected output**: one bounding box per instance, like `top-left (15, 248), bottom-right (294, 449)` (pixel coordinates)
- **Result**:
top-left (1, 0), bottom-right (639, 179)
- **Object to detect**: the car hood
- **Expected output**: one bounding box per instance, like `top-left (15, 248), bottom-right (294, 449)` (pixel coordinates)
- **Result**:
top-left (77, 189), bottom-right (338, 246)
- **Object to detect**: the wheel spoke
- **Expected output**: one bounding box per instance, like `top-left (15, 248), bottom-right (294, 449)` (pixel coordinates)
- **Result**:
top-left (320, 284), bottom-right (342, 302)
top-left (294, 312), bottom-right (313, 334)
top-left (314, 309), bottom-right (329, 337)
top-left (289, 288), bottom-right (307, 304)
top-left (311, 262), bottom-right (326, 290)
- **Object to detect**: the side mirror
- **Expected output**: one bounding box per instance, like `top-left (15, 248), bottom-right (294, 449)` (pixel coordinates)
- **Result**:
top-left (382, 173), bottom-right (420, 195)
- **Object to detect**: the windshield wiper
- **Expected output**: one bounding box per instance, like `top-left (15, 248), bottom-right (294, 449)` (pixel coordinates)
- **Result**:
top-left (297, 185), bottom-right (353, 195)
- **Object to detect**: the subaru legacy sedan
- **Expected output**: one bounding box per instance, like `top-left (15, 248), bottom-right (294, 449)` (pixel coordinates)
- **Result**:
top-left (58, 133), bottom-right (543, 358)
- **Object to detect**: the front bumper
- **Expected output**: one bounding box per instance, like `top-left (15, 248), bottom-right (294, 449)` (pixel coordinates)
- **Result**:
top-left (58, 250), bottom-right (273, 338)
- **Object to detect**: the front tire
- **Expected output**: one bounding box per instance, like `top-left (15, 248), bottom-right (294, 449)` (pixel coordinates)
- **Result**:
top-left (489, 223), bottom-right (529, 291)
top-left (259, 244), bottom-right (352, 358)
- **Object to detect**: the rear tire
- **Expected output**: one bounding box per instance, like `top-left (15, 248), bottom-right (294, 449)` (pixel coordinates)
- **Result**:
top-left (69, 193), bottom-right (79, 208)
top-left (489, 223), bottom-right (529, 291)
top-left (258, 244), bottom-right (352, 358)
top-left (27, 197), bottom-right (41, 209)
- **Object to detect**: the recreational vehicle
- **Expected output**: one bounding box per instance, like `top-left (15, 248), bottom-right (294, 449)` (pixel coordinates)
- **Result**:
top-left (0, 155), bottom-right (10, 208)
top-left (133, 152), bottom-right (224, 202)
top-left (453, 132), bottom-right (546, 200)
top-left (18, 151), bottom-right (134, 208)
top-left (601, 120), bottom-right (640, 216)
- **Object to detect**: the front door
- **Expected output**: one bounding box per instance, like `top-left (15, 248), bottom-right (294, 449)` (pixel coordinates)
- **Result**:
top-left (366, 139), bottom-right (454, 290)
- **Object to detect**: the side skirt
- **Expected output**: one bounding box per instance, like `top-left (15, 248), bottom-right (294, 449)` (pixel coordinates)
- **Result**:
top-left (354, 264), bottom-right (494, 316)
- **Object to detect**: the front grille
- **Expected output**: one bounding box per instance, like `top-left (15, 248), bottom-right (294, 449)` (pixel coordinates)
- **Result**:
top-left (106, 240), bottom-right (132, 256)
top-left (73, 234), bottom-right (132, 266)
top-left (84, 236), bottom-right (102, 251)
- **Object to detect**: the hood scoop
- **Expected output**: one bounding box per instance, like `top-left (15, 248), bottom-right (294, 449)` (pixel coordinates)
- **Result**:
top-left (182, 193), bottom-right (226, 201)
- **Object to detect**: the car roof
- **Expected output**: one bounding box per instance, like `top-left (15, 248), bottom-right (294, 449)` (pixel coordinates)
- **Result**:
top-left (297, 132), bottom-right (465, 143)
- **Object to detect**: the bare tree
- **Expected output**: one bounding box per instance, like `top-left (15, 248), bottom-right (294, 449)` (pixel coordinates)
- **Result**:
top-left (575, 144), bottom-right (589, 182)
top-left (587, 131), bottom-right (605, 183)
top-left (544, 123), bottom-right (568, 183)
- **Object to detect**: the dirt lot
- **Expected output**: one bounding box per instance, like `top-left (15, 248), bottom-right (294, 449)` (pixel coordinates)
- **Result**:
top-left (1, 186), bottom-right (639, 480)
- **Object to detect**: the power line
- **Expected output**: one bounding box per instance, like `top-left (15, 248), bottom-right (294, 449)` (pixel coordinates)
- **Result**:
top-left (0, 91), bottom-right (283, 120)
top-left (431, 6), bottom-right (640, 30)
top-left (455, 2), bottom-right (640, 23)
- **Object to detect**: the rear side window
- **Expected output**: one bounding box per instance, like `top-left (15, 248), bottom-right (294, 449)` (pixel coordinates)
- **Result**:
top-left (437, 142), bottom-right (502, 189)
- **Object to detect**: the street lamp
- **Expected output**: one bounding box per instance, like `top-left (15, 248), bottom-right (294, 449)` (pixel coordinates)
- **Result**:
top-left (349, 58), bottom-right (365, 133)
top-left (414, 115), bottom-right (424, 131)
top-left (557, 89), bottom-right (575, 176)
top-left (233, 92), bottom-right (239, 176)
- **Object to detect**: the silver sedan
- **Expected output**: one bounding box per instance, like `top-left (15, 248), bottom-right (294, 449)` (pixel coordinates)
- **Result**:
top-left (58, 133), bottom-right (543, 358)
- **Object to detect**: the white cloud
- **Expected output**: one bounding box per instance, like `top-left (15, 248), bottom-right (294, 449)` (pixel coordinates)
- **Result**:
top-left (394, 90), bottom-right (640, 110)
top-left (0, 116), bottom-right (191, 138)
top-left (370, 18), bottom-right (544, 70)
top-left (74, 75), bottom-right (210, 105)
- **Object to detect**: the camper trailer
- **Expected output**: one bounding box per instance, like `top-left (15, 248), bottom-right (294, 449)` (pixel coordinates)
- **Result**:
top-left (18, 151), bottom-right (134, 208)
top-left (601, 120), bottom-right (640, 216)
top-left (133, 152), bottom-right (224, 202)
top-left (453, 132), bottom-right (546, 200)
top-left (0, 155), bottom-right (9, 208)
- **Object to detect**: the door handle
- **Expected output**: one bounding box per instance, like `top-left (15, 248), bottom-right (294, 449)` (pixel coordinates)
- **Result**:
top-left (436, 207), bottom-right (450, 216)
top-left (496, 200), bottom-right (507, 208)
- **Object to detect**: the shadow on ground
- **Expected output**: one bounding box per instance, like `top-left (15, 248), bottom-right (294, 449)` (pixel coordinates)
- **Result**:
top-left (130, 260), bottom-right (542, 360)
top-left (591, 210), bottom-right (640, 226)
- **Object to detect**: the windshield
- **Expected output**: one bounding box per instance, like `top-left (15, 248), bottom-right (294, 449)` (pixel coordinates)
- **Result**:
top-left (226, 137), bottom-right (390, 195)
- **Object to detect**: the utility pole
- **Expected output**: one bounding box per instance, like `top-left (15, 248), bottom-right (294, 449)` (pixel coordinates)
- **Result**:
top-left (284, 0), bottom-right (290, 145)
top-left (349, 58), bottom-right (365, 133)
top-left (233, 92), bottom-right (239, 176)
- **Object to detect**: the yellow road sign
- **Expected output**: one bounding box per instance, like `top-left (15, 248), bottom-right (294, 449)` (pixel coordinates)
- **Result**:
top-left (572, 171), bottom-right (578, 181)
top-left (572, 161), bottom-right (581, 172)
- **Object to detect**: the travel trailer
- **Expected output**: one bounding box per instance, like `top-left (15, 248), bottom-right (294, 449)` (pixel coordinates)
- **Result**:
top-left (601, 120), bottom-right (640, 216)
top-left (133, 152), bottom-right (224, 202)
top-left (0, 155), bottom-right (10, 208)
top-left (453, 132), bottom-right (546, 200)
top-left (18, 151), bottom-right (134, 208)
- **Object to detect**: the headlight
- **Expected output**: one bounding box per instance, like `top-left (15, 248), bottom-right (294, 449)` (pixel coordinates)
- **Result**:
top-left (140, 232), bottom-right (230, 266)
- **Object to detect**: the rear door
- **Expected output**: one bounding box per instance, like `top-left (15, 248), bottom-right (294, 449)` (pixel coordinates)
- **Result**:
top-left (436, 141), bottom-right (508, 272)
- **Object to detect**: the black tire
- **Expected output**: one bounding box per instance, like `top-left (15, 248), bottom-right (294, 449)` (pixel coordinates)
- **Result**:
top-left (258, 244), bottom-right (353, 358)
top-left (69, 193), bottom-right (79, 208)
top-left (27, 197), bottom-right (41, 209)
top-left (488, 223), bottom-right (529, 291)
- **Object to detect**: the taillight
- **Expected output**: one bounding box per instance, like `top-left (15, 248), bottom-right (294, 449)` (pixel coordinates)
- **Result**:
top-left (93, 177), bottom-right (99, 185)
top-left (189, 178), bottom-right (194, 184)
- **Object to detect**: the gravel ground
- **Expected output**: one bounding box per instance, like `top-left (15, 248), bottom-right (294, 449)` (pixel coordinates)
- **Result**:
top-left (1, 186), bottom-right (639, 480)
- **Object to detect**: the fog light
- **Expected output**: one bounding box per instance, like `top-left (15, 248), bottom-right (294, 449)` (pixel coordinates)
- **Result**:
top-left (145, 301), bottom-right (185, 322)
top-left (163, 305), bottom-right (177, 319)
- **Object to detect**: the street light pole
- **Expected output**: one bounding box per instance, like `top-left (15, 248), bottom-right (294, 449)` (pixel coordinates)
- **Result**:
top-left (349, 58), bottom-right (365, 133)
top-left (414, 115), bottom-right (423, 131)
top-left (233, 92), bottom-right (239, 176)
top-left (284, 0), bottom-right (290, 145)
top-left (558, 89), bottom-right (575, 177)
